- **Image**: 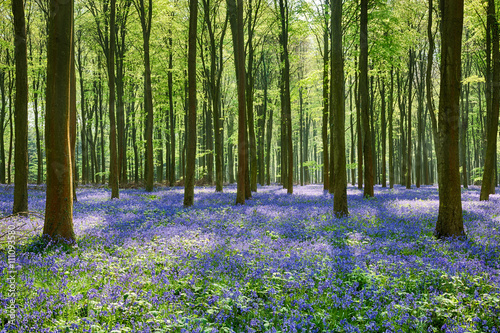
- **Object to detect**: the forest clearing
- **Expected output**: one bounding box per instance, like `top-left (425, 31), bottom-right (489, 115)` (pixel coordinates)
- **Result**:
top-left (1, 184), bottom-right (500, 332)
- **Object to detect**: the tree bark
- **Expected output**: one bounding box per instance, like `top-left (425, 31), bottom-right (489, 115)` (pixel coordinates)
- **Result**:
top-left (108, 0), bottom-right (119, 198)
top-left (322, 0), bottom-right (329, 191)
top-left (184, 0), bottom-right (198, 206)
top-left (227, 0), bottom-right (247, 204)
top-left (360, 0), bottom-right (374, 197)
top-left (332, 0), bottom-right (348, 217)
top-left (43, 0), bottom-right (76, 242)
top-left (435, 0), bottom-right (465, 239)
top-left (12, 0), bottom-right (29, 214)
top-left (134, 0), bottom-right (154, 192)
top-left (480, 0), bottom-right (500, 200)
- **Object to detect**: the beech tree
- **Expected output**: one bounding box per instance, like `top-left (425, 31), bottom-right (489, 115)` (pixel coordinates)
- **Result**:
top-left (360, 0), bottom-right (374, 197)
top-left (227, 0), bottom-right (247, 204)
top-left (183, 0), bottom-right (197, 207)
top-left (12, 0), bottom-right (29, 214)
top-left (43, 0), bottom-right (76, 242)
top-left (435, 0), bottom-right (465, 239)
top-left (480, 0), bottom-right (500, 201)
top-left (331, 0), bottom-right (348, 217)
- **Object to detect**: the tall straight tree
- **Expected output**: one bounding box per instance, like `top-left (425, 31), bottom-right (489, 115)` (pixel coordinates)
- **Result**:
top-left (480, 0), bottom-right (500, 201)
top-left (227, 0), bottom-right (247, 204)
top-left (331, 0), bottom-right (348, 217)
top-left (108, 0), bottom-right (119, 198)
top-left (201, 0), bottom-right (227, 192)
top-left (43, 0), bottom-right (76, 242)
top-left (359, 0), bottom-right (374, 197)
top-left (12, 0), bottom-right (29, 214)
top-left (278, 0), bottom-right (293, 194)
top-left (134, 0), bottom-right (154, 192)
top-left (435, 0), bottom-right (465, 239)
top-left (184, 0), bottom-right (197, 207)
top-left (322, 0), bottom-right (329, 191)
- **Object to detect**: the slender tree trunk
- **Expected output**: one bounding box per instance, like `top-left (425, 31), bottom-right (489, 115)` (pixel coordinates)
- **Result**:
top-left (0, 68), bottom-right (5, 184)
top-left (380, 77), bottom-right (386, 188)
top-left (70, 34), bottom-right (78, 201)
top-left (406, 49), bottom-right (414, 189)
top-left (184, 0), bottom-right (197, 206)
top-left (332, 0), bottom-right (348, 216)
top-left (427, 0), bottom-right (439, 168)
top-left (435, 0), bottom-right (465, 239)
top-left (322, 0), bottom-right (329, 191)
top-left (480, 0), bottom-right (500, 200)
top-left (360, 0), bottom-right (373, 197)
top-left (12, 0), bottom-right (29, 214)
top-left (134, 0), bottom-right (154, 192)
top-left (168, 35), bottom-right (176, 186)
top-left (389, 68), bottom-right (395, 188)
top-left (355, 66), bottom-right (362, 189)
top-left (227, 0), bottom-right (247, 204)
top-left (43, 0), bottom-right (76, 242)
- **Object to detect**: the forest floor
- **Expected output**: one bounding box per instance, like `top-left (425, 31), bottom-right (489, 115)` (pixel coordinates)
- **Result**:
top-left (0, 184), bottom-right (499, 332)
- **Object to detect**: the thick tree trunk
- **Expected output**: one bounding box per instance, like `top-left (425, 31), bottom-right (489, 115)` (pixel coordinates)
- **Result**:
top-left (43, 0), bottom-right (76, 242)
top-left (435, 0), bottom-right (465, 239)
top-left (12, 0), bottom-right (29, 214)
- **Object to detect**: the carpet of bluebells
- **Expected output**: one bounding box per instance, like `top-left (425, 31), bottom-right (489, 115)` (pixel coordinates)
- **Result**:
top-left (1, 184), bottom-right (500, 333)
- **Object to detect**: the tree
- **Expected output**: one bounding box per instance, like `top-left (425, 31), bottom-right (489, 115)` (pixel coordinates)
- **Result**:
top-left (108, 0), bottom-right (119, 198)
top-left (134, 0), bottom-right (154, 192)
top-left (480, 0), bottom-right (500, 201)
top-left (435, 0), bottom-right (465, 239)
top-left (360, 0), bottom-right (374, 197)
top-left (278, 0), bottom-right (293, 194)
top-left (43, 0), bottom-right (76, 242)
top-left (184, 0), bottom-right (197, 207)
top-left (331, 0), bottom-right (348, 217)
top-left (12, 0), bottom-right (29, 214)
top-left (227, 0), bottom-right (247, 204)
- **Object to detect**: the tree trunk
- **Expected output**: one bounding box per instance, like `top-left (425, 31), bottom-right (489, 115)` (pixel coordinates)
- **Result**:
top-left (360, 0), bottom-right (374, 197)
top-left (279, 0), bottom-right (293, 194)
top-left (355, 66), bottom-right (362, 189)
top-left (168, 35), bottom-right (176, 186)
top-left (406, 49), bottom-right (414, 189)
top-left (0, 67), bottom-right (5, 184)
top-left (332, 0), bottom-right (348, 217)
top-left (184, 0), bottom-right (197, 206)
top-left (43, 0), bottom-right (76, 243)
top-left (12, 0), bottom-right (29, 214)
top-left (480, 0), bottom-right (500, 200)
top-left (380, 77), bottom-right (386, 188)
top-left (134, 0), bottom-right (154, 192)
top-left (389, 68), bottom-right (395, 188)
top-left (227, 0), bottom-right (247, 204)
top-left (435, 0), bottom-right (465, 239)
top-left (322, 0), bottom-right (329, 191)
